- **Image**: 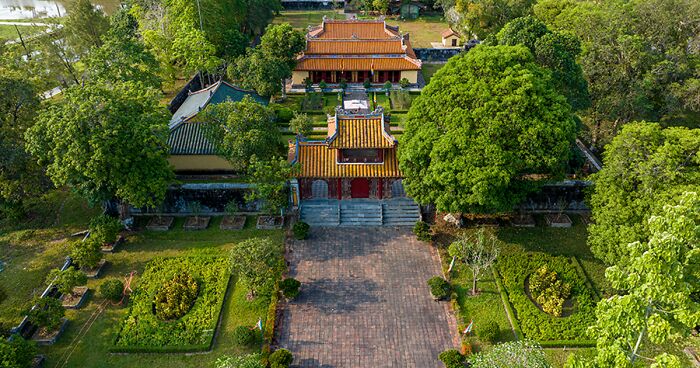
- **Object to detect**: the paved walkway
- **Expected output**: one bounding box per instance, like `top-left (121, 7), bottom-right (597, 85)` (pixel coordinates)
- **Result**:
top-left (277, 227), bottom-right (457, 368)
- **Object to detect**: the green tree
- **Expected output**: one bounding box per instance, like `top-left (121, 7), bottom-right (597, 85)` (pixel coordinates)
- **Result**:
top-left (448, 228), bottom-right (499, 295)
top-left (46, 267), bottom-right (87, 296)
top-left (470, 340), bottom-right (550, 367)
top-left (228, 23), bottom-right (305, 97)
top-left (200, 95), bottom-right (281, 171)
top-left (70, 239), bottom-right (103, 269)
top-left (398, 45), bottom-right (577, 213)
top-left (25, 82), bottom-right (173, 208)
top-left (229, 238), bottom-right (281, 296)
top-left (569, 192), bottom-right (700, 367)
top-left (289, 112), bottom-right (313, 136)
top-left (495, 16), bottom-right (589, 110)
top-left (0, 335), bottom-right (37, 368)
top-left (587, 122), bottom-right (700, 265)
top-left (63, 0), bottom-right (109, 56)
top-left (373, 0), bottom-right (389, 14)
top-left (245, 156), bottom-right (292, 215)
top-left (26, 297), bottom-right (65, 331)
top-left (454, 0), bottom-right (535, 38)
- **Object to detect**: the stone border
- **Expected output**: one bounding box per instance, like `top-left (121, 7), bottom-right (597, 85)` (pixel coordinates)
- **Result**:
top-left (220, 215), bottom-right (246, 230)
top-left (32, 318), bottom-right (69, 346)
top-left (183, 216), bottom-right (211, 231)
top-left (61, 286), bottom-right (89, 309)
top-left (510, 214), bottom-right (536, 227)
top-left (545, 214), bottom-right (573, 228)
top-left (257, 216), bottom-right (284, 230)
top-left (146, 216), bottom-right (174, 231)
top-left (83, 259), bottom-right (107, 279)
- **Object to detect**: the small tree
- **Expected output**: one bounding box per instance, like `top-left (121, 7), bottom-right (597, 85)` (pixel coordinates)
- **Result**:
top-left (46, 267), bottom-right (87, 296)
top-left (0, 335), bottom-right (37, 368)
top-left (70, 238), bottom-right (102, 269)
top-left (99, 278), bottom-right (124, 302)
top-left (246, 156), bottom-right (293, 215)
top-left (189, 201), bottom-right (203, 221)
top-left (89, 214), bottom-right (123, 245)
top-left (363, 78), bottom-right (372, 90)
top-left (26, 297), bottom-right (65, 331)
top-left (383, 80), bottom-right (392, 95)
top-left (399, 77), bottom-right (410, 89)
top-left (304, 78), bottom-right (313, 92)
top-left (339, 79), bottom-right (347, 91)
top-left (318, 80), bottom-right (327, 92)
top-left (224, 200), bottom-right (238, 216)
top-left (269, 348), bottom-right (293, 368)
top-left (289, 112), bottom-right (313, 137)
top-left (448, 229), bottom-right (499, 295)
top-left (229, 238), bottom-right (281, 296)
top-left (292, 221), bottom-right (310, 240)
top-left (280, 278), bottom-right (301, 299)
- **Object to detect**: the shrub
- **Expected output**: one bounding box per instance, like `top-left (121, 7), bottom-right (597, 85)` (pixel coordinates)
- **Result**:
top-left (46, 267), bottom-right (87, 295)
top-left (26, 297), bottom-right (64, 330)
top-left (399, 77), bottom-right (410, 88)
top-left (215, 353), bottom-right (265, 368)
top-left (413, 221), bottom-right (431, 241)
top-left (339, 79), bottom-right (347, 90)
top-left (275, 107), bottom-right (294, 123)
top-left (383, 80), bottom-right (392, 94)
top-left (323, 105), bottom-right (337, 116)
top-left (280, 278), bottom-right (301, 299)
top-left (477, 320), bottom-right (499, 344)
top-left (100, 278), bottom-right (124, 302)
top-left (363, 79), bottom-right (371, 89)
top-left (439, 349), bottom-right (465, 368)
top-left (292, 221), bottom-right (310, 240)
top-left (233, 325), bottom-right (257, 346)
top-left (427, 276), bottom-right (451, 300)
top-left (289, 112), bottom-right (313, 136)
top-left (269, 348), bottom-right (293, 368)
top-left (303, 78), bottom-right (312, 92)
top-left (225, 200), bottom-right (238, 216)
top-left (71, 238), bottom-right (102, 269)
top-left (529, 264), bottom-right (571, 317)
top-left (0, 335), bottom-right (37, 368)
top-left (89, 214), bottom-right (123, 245)
top-left (154, 273), bottom-right (199, 320)
top-left (0, 286), bottom-right (6, 304)
top-left (318, 80), bottom-right (327, 91)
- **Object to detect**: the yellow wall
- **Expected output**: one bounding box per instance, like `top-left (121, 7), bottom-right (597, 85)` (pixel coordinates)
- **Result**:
top-left (401, 70), bottom-right (418, 84)
top-left (168, 155), bottom-right (234, 172)
top-left (292, 71), bottom-right (309, 85)
top-left (442, 35), bottom-right (460, 47)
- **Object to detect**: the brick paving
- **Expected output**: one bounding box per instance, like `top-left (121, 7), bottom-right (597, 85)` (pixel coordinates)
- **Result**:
top-left (277, 227), bottom-right (457, 368)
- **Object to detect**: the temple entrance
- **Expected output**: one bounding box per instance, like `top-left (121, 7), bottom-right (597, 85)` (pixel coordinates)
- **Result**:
top-left (311, 180), bottom-right (329, 199)
top-left (350, 178), bottom-right (370, 198)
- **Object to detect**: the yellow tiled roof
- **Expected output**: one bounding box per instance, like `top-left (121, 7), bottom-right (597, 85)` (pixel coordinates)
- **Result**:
top-left (295, 142), bottom-right (402, 178)
top-left (309, 20), bottom-right (399, 40)
top-left (295, 56), bottom-right (421, 71)
top-left (306, 40), bottom-right (406, 54)
top-left (328, 117), bottom-right (395, 149)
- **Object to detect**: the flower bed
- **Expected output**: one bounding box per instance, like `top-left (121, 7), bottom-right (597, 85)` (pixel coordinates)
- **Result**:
top-left (112, 256), bottom-right (230, 353)
top-left (496, 252), bottom-right (596, 343)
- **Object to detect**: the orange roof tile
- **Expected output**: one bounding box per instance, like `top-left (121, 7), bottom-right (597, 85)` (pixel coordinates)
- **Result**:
top-left (295, 142), bottom-right (402, 178)
top-left (309, 20), bottom-right (399, 40)
top-left (306, 40), bottom-right (406, 55)
top-left (328, 117), bottom-right (395, 149)
top-left (442, 28), bottom-right (459, 38)
top-left (295, 56), bottom-right (421, 71)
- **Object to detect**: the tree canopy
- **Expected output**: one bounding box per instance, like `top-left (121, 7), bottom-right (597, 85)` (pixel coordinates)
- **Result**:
top-left (398, 45), bottom-right (577, 213)
top-left (587, 122), bottom-right (700, 265)
top-left (229, 238), bottom-right (281, 295)
top-left (449, 0), bottom-right (535, 38)
top-left (25, 82), bottom-right (173, 208)
top-left (201, 95), bottom-right (281, 171)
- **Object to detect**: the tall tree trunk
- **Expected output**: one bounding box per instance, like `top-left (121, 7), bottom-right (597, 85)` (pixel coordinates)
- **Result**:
top-left (472, 269), bottom-right (478, 295)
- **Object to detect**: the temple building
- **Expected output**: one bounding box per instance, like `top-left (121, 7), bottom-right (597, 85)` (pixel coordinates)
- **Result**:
top-left (289, 107), bottom-right (405, 200)
top-left (291, 19), bottom-right (422, 86)
top-left (167, 80), bottom-right (267, 173)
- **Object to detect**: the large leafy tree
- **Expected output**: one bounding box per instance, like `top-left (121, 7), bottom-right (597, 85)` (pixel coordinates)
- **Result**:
top-left (228, 23), bottom-right (305, 97)
top-left (245, 155), bottom-right (294, 215)
top-left (62, 0), bottom-right (109, 56)
top-left (451, 0), bottom-right (535, 38)
top-left (495, 16), bottom-right (589, 110)
top-left (25, 82), bottom-right (173, 208)
top-left (0, 335), bottom-right (37, 368)
top-left (398, 45), bottom-right (577, 213)
top-left (569, 192), bottom-right (700, 368)
top-left (200, 95), bottom-right (281, 171)
top-left (587, 122), bottom-right (700, 265)
top-left (229, 238), bottom-right (281, 296)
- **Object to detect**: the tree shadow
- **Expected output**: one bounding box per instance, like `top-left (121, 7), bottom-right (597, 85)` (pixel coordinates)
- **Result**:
top-left (292, 277), bottom-right (382, 314)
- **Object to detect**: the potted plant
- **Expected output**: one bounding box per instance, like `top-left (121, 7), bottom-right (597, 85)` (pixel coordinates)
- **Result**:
top-left (184, 200), bottom-right (210, 230)
top-left (89, 214), bottom-right (124, 252)
top-left (27, 297), bottom-right (67, 345)
top-left (146, 204), bottom-right (174, 231)
top-left (318, 80), bottom-right (327, 93)
top-left (427, 276), bottom-right (451, 301)
top-left (46, 268), bottom-right (89, 309)
top-left (399, 77), bottom-right (410, 89)
top-left (383, 80), bottom-right (392, 96)
top-left (292, 221), bottom-right (310, 240)
top-left (363, 78), bottom-right (371, 90)
top-left (71, 239), bottom-right (106, 278)
top-left (303, 77), bottom-right (313, 92)
top-left (339, 78), bottom-right (347, 91)
top-left (221, 200), bottom-right (246, 230)
top-left (545, 198), bottom-right (572, 228)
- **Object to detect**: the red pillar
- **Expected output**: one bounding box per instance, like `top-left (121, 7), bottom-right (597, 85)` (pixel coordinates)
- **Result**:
top-left (337, 178), bottom-right (342, 200)
top-left (377, 179), bottom-right (383, 199)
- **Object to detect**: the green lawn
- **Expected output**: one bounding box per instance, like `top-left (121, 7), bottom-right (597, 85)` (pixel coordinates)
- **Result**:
top-left (385, 15), bottom-right (450, 48)
top-left (273, 10), bottom-right (344, 29)
top-left (0, 24), bottom-right (44, 41)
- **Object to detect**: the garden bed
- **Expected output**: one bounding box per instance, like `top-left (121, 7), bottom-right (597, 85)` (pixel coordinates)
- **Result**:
top-left (183, 216), bottom-right (211, 231)
top-left (220, 215), bottom-right (246, 230)
top-left (545, 214), bottom-right (572, 228)
top-left (257, 216), bottom-right (284, 230)
top-left (82, 259), bottom-right (107, 278)
top-left (101, 235), bottom-right (125, 253)
top-left (510, 214), bottom-right (536, 227)
top-left (32, 318), bottom-right (69, 346)
top-left (60, 286), bottom-right (89, 309)
top-left (146, 216), bottom-right (174, 231)
top-left (496, 252), bottom-right (596, 343)
top-left (112, 256), bottom-right (230, 353)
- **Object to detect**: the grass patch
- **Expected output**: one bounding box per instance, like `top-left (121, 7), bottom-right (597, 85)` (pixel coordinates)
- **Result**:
top-left (272, 10), bottom-right (344, 29)
top-left (0, 24), bottom-right (44, 41)
top-left (112, 256), bottom-right (230, 352)
top-left (385, 15), bottom-right (449, 48)
top-left (421, 63), bottom-right (445, 85)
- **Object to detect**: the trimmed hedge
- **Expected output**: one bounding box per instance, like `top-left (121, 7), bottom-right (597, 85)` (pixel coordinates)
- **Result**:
top-left (112, 257), bottom-right (230, 352)
top-left (497, 253), bottom-right (596, 341)
top-left (261, 280), bottom-right (280, 363)
top-left (492, 267), bottom-right (522, 339)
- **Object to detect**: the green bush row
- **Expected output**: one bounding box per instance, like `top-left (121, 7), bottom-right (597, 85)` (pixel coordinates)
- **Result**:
top-left (539, 340), bottom-right (596, 348)
top-left (492, 267), bottom-right (522, 340)
top-left (497, 253), bottom-right (596, 341)
top-left (261, 280), bottom-right (280, 364)
top-left (112, 257), bottom-right (230, 352)
top-left (571, 256), bottom-right (602, 300)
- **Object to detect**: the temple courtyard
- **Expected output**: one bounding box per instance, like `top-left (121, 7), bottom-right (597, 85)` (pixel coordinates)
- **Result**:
top-left (278, 227), bottom-right (457, 367)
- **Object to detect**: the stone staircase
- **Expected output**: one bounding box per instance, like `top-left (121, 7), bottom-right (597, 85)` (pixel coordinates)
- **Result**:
top-left (299, 198), bottom-right (421, 227)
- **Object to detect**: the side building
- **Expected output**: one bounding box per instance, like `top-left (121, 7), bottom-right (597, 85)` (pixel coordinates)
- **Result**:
top-left (167, 80), bottom-right (268, 174)
top-left (291, 19), bottom-right (422, 87)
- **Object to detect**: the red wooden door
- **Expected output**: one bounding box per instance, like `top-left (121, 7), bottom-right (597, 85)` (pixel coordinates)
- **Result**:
top-left (350, 178), bottom-right (370, 198)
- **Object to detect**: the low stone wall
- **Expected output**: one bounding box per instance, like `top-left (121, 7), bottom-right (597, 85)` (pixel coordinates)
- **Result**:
top-left (281, 1), bottom-right (343, 9)
top-left (414, 48), bottom-right (462, 62)
top-left (131, 183), bottom-right (263, 215)
top-left (520, 180), bottom-right (591, 213)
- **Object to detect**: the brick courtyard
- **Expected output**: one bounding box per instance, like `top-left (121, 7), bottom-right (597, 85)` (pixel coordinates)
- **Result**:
top-left (277, 227), bottom-right (457, 368)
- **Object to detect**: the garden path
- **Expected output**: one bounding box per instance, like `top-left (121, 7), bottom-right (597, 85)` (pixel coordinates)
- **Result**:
top-left (277, 227), bottom-right (457, 367)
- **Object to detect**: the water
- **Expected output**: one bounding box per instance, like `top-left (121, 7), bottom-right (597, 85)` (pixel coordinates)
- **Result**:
top-left (0, 0), bottom-right (118, 19)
